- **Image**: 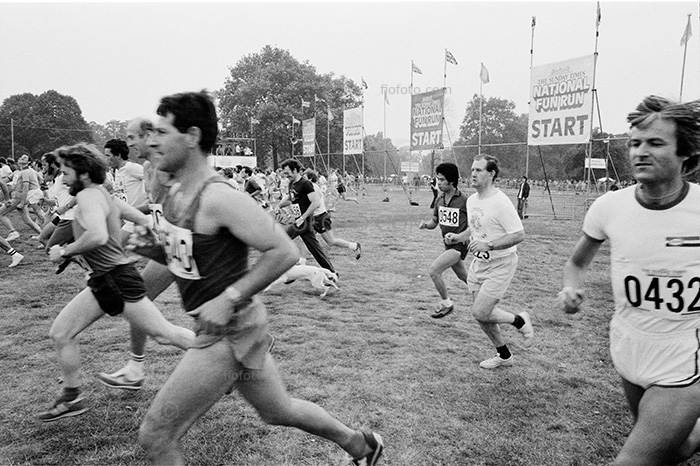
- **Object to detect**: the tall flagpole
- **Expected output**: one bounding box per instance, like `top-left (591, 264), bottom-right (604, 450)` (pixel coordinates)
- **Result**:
top-left (586, 2), bottom-right (602, 191)
top-left (10, 118), bottom-right (15, 160)
top-left (478, 76), bottom-right (483, 156)
top-left (526, 16), bottom-right (536, 178)
top-left (383, 89), bottom-right (387, 184)
top-left (443, 49), bottom-right (448, 88)
top-left (680, 13), bottom-right (692, 100)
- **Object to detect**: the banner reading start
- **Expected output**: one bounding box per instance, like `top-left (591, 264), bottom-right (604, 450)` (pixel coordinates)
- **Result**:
top-left (528, 55), bottom-right (594, 146)
top-left (410, 89), bottom-right (445, 151)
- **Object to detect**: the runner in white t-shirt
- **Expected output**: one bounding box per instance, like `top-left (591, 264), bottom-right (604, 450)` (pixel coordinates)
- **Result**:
top-left (559, 95), bottom-right (700, 465)
top-left (445, 154), bottom-right (532, 369)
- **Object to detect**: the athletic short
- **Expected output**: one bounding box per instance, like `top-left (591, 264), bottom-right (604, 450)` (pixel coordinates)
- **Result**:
top-left (87, 263), bottom-right (146, 316)
top-left (467, 253), bottom-right (518, 299)
top-left (445, 242), bottom-right (469, 260)
top-left (337, 184), bottom-right (346, 194)
top-left (610, 314), bottom-right (700, 389)
top-left (26, 189), bottom-right (43, 204)
top-left (191, 296), bottom-right (273, 371)
top-left (313, 212), bottom-right (332, 234)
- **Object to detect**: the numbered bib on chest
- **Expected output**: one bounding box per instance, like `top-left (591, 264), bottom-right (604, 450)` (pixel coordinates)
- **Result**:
top-left (290, 203), bottom-right (302, 219)
top-left (622, 267), bottom-right (700, 316)
top-left (438, 206), bottom-right (460, 228)
top-left (157, 216), bottom-right (202, 280)
top-left (149, 203), bottom-right (164, 230)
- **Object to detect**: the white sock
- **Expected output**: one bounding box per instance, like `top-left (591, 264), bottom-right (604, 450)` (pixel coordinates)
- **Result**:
top-left (440, 298), bottom-right (453, 307)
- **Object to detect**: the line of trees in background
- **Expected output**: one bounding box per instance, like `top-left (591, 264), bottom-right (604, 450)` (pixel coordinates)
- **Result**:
top-left (1, 46), bottom-right (697, 183)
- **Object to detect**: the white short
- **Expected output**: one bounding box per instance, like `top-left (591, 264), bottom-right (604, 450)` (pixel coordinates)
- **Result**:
top-left (610, 314), bottom-right (700, 389)
top-left (27, 189), bottom-right (43, 204)
top-left (467, 253), bottom-right (518, 300)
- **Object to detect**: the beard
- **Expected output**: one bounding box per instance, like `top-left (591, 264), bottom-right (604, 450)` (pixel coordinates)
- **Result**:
top-left (68, 178), bottom-right (85, 196)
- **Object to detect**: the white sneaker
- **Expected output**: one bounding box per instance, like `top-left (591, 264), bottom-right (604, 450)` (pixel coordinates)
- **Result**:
top-left (479, 355), bottom-right (514, 369)
top-left (518, 312), bottom-right (534, 348)
top-left (9, 253), bottom-right (23, 268)
top-left (5, 231), bottom-right (19, 242)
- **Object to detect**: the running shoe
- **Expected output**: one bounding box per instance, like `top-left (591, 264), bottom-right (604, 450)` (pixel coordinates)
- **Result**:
top-left (9, 253), bottom-right (23, 268)
top-left (354, 242), bottom-right (362, 260)
top-left (5, 231), bottom-right (19, 242)
top-left (37, 396), bottom-right (89, 422)
top-left (96, 370), bottom-right (144, 391)
top-left (430, 303), bottom-right (454, 319)
top-left (518, 312), bottom-right (534, 348)
top-left (351, 430), bottom-right (384, 466)
top-left (479, 355), bottom-right (514, 369)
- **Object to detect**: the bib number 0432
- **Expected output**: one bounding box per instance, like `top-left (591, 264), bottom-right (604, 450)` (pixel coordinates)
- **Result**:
top-left (624, 275), bottom-right (700, 313)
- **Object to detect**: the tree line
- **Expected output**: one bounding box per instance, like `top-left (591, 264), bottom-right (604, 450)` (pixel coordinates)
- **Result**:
top-left (1, 46), bottom-right (697, 183)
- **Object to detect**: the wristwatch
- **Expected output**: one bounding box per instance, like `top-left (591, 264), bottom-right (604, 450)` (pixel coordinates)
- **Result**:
top-left (225, 285), bottom-right (242, 306)
top-left (487, 241), bottom-right (495, 251)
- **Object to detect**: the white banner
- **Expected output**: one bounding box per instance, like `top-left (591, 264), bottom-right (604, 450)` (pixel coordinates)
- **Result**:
top-left (585, 158), bottom-right (607, 169)
top-left (343, 107), bottom-right (363, 155)
top-left (400, 161), bottom-right (420, 173)
top-left (209, 156), bottom-right (256, 168)
top-left (528, 55), bottom-right (594, 146)
top-left (302, 117), bottom-right (316, 157)
top-left (410, 89), bottom-right (445, 151)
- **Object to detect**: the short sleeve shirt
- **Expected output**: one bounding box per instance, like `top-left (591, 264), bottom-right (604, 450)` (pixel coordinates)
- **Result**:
top-left (467, 189), bottom-right (523, 261)
top-left (433, 189), bottom-right (468, 238)
top-left (289, 178), bottom-right (315, 219)
top-left (583, 183), bottom-right (700, 331)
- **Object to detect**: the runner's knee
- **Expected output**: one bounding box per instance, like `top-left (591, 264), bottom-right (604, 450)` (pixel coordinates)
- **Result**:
top-left (139, 415), bottom-right (175, 457)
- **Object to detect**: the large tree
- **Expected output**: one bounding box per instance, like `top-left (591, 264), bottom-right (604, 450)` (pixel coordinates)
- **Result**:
top-left (0, 90), bottom-right (93, 159)
top-left (217, 45), bottom-right (363, 169)
top-left (454, 94), bottom-right (528, 179)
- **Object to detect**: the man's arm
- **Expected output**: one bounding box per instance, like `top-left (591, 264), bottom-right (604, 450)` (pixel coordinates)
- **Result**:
top-left (59, 190), bottom-right (110, 257)
top-left (301, 190), bottom-right (321, 222)
top-left (558, 234), bottom-right (603, 313)
top-left (469, 229), bottom-right (525, 253)
top-left (186, 185), bottom-right (300, 324)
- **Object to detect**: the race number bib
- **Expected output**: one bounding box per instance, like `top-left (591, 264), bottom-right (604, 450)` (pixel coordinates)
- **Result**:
top-left (438, 206), bottom-right (460, 228)
top-left (157, 217), bottom-right (201, 280)
top-left (290, 203), bottom-right (302, 219)
top-left (623, 271), bottom-right (700, 315)
top-left (113, 189), bottom-right (128, 203)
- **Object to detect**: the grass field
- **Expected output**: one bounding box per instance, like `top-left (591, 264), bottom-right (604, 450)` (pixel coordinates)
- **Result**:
top-left (1, 183), bottom-right (698, 466)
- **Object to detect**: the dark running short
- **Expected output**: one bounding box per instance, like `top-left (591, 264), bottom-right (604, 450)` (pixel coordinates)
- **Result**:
top-left (88, 263), bottom-right (146, 316)
top-left (445, 242), bottom-right (469, 260)
top-left (313, 212), bottom-right (332, 234)
top-left (337, 184), bottom-right (346, 194)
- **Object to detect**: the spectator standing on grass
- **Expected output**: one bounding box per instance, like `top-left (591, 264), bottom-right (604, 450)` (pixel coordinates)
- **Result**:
top-left (516, 175), bottom-right (530, 219)
top-left (444, 154), bottom-right (533, 369)
top-left (37, 143), bottom-right (194, 422)
top-left (305, 168), bottom-right (362, 260)
top-left (132, 91), bottom-right (383, 466)
top-left (275, 158), bottom-right (336, 274)
top-left (419, 163), bottom-right (469, 318)
top-left (558, 96), bottom-right (700, 466)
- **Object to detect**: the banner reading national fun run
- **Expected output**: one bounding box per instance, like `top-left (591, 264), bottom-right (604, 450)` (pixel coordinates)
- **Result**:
top-left (528, 55), bottom-right (594, 146)
top-left (343, 107), bottom-right (363, 155)
top-left (302, 117), bottom-right (316, 156)
top-left (410, 89), bottom-right (445, 151)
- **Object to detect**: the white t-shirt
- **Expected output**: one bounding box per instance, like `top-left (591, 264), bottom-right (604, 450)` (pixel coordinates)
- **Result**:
top-left (583, 183), bottom-right (700, 332)
top-left (48, 173), bottom-right (76, 220)
top-left (0, 165), bottom-right (12, 183)
top-left (113, 161), bottom-right (147, 206)
top-left (467, 189), bottom-right (523, 261)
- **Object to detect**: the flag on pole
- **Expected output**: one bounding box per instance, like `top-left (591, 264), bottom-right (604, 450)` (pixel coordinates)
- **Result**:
top-left (480, 63), bottom-right (490, 84)
top-left (361, 77), bottom-right (368, 89)
top-left (681, 15), bottom-right (693, 46)
top-left (292, 116), bottom-right (301, 125)
top-left (596, 2), bottom-right (601, 27)
top-left (531, 16), bottom-right (536, 28)
top-left (445, 50), bottom-right (458, 65)
top-left (327, 107), bottom-right (334, 121)
top-left (384, 90), bottom-right (390, 105)
top-left (412, 62), bottom-right (423, 74)
top-left (301, 98), bottom-right (310, 108)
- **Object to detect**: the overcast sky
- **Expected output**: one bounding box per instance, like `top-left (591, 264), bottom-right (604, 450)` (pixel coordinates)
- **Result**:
top-left (1, 1), bottom-right (698, 147)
